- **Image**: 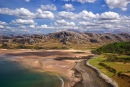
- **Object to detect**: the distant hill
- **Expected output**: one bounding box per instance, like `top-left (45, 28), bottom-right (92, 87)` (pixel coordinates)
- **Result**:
top-left (0, 31), bottom-right (130, 49)
top-left (94, 41), bottom-right (130, 55)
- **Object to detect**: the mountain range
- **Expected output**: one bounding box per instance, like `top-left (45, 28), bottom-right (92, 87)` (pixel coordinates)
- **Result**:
top-left (0, 31), bottom-right (130, 49)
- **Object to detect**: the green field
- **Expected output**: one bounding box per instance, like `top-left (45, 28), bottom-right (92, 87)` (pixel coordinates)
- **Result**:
top-left (89, 54), bottom-right (130, 87)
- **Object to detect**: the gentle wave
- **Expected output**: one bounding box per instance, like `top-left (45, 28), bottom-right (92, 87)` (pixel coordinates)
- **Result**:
top-left (56, 74), bottom-right (64, 87)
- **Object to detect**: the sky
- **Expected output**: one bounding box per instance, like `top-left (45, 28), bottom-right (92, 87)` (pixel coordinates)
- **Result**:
top-left (0, 0), bottom-right (130, 34)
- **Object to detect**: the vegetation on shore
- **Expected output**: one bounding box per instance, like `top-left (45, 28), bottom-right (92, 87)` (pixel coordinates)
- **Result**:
top-left (92, 41), bottom-right (130, 55)
top-left (89, 41), bottom-right (130, 87)
top-left (0, 43), bottom-right (69, 50)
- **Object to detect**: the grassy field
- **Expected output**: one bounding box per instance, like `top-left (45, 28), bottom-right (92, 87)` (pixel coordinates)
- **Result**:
top-left (89, 54), bottom-right (130, 87)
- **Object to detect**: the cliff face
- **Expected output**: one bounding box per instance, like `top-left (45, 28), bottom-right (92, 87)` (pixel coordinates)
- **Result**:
top-left (0, 31), bottom-right (130, 49)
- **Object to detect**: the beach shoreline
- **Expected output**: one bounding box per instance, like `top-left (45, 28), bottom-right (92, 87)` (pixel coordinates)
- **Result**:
top-left (0, 49), bottom-right (93, 87)
top-left (0, 49), bottom-right (118, 87)
top-left (87, 58), bottom-right (118, 87)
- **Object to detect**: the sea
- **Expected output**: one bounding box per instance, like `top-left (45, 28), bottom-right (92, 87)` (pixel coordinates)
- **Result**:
top-left (0, 55), bottom-right (62, 87)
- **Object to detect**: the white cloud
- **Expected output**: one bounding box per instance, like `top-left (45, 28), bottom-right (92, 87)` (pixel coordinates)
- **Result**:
top-left (0, 8), bottom-right (55, 19)
top-left (29, 25), bottom-right (35, 28)
top-left (35, 9), bottom-right (54, 19)
top-left (40, 4), bottom-right (57, 11)
top-left (105, 0), bottom-right (130, 11)
top-left (100, 11), bottom-right (119, 20)
top-left (72, 0), bottom-right (95, 4)
top-left (37, 24), bottom-right (54, 29)
top-left (0, 21), bottom-right (7, 25)
top-left (25, 0), bottom-right (30, 2)
top-left (0, 25), bottom-right (4, 29)
top-left (62, 4), bottom-right (75, 11)
top-left (58, 11), bottom-right (78, 20)
top-left (79, 10), bottom-right (98, 20)
top-left (12, 19), bottom-right (35, 25)
top-left (78, 21), bottom-right (98, 28)
top-left (41, 24), bottom-right (48, 28)
top-left (54, 19), bottom-right (75, 26)
top-left (54, 19), bottom-right (66, 25)
top-left (1, 14), bottom-right (130, 33)
top-left (0, 5), bottom-right (130, 33)
top-left (0, 21), bottom-right (8, 29)
top-left (58, 10), bottom-right (119, 21)
top-left (68, 22), bottom-right (75, 26)
top-left (19, 25), bottom-right (26, 29)
top-left (58, 10), bottom-right (98, 20)
top-left (0, 8), bottom-right (34, 19)
top-left (79, 21), bottom-right (90, 26)
top-left (77, 15), bottom-right (130, 32)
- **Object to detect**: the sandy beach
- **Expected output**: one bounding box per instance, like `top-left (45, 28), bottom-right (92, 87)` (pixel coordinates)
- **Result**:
top-left (0, 49), bottom-right (93, 87)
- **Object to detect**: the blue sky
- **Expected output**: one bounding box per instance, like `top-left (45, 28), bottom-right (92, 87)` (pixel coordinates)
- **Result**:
top-left (0, 0), bottom-right (130, 34)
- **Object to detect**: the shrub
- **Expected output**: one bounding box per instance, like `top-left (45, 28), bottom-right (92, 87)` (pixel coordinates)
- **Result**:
top-left (99, 62), bottom-right (116, 74)
top-left (117, 71), bottom-right (123, 76)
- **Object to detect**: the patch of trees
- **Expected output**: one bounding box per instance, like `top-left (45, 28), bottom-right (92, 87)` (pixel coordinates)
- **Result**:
top-left (92, 41), bottom-right (130, 55)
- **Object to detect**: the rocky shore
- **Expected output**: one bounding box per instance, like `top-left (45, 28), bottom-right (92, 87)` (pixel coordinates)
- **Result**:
top-left (87, 60), bottom-right (118, 87)
top-left (72, 59), bottom-right (118, 87)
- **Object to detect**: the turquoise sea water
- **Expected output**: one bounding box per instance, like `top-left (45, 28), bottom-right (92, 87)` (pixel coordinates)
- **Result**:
top-left (0, 55), bottom-right (62, 87)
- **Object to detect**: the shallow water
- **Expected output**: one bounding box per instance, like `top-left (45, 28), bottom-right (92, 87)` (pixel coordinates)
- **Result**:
top-left (0, 55), bottom-right (62, 87)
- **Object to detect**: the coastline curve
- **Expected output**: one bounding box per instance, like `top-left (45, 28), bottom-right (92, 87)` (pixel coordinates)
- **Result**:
top-left (87, 57), bottom-right (118, 87)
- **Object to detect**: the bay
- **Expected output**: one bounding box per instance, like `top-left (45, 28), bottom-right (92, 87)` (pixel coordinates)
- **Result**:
top-left (0, 55), bottom-right (62, 87)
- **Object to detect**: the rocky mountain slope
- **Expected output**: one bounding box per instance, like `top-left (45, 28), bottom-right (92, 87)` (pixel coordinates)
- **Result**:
top-left (47, 31), bottom-right (130, 45)
top-left (0, 31), bottom-right (130, 49)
